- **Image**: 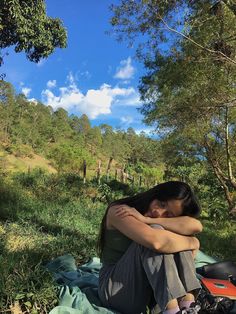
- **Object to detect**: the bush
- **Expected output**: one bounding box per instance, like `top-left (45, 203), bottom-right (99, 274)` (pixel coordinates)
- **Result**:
top-left (0, 178), bottom-right (22, 220)
top-left (14, 168), bottom-right (48, 188)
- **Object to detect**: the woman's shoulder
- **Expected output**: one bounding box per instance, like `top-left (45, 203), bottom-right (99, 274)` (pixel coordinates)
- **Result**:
top-left (106, 204), bottom-right (124, 229)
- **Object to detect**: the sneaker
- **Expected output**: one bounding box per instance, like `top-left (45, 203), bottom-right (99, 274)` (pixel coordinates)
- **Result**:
top-left (197, 289), bottom-right (234, 313)
top-left (179, 303), bottom-right (201, 314)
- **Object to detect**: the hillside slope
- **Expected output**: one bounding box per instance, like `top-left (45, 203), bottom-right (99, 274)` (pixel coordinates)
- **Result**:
top-left (0, 150), bottom-right (57, 173)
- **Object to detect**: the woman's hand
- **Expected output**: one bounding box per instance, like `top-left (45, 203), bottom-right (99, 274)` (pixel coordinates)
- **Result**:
top-left (114, 205), bottom-right (147, 223)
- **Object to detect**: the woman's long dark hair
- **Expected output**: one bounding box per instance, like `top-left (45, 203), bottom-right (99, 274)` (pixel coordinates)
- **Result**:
top-left (97, 181), bottom-right (201, 256)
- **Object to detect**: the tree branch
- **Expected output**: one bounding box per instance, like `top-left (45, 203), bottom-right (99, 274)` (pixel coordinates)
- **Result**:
top-left (158, 15), bottom-right (236, 66)
top-left (221, 0), bottom-right (236, 16)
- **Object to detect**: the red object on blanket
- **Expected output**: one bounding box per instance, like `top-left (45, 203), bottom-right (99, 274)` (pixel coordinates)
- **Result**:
top-left (201, 277), bottom-right (236, 300)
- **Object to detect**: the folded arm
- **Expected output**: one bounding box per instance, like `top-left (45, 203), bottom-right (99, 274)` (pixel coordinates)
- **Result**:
top-left (145, 216), bottom-right (203, 235)
top-left (114, 205), bottom-right (202, 235)
top-left (108, 206), bottom-right (200, 254)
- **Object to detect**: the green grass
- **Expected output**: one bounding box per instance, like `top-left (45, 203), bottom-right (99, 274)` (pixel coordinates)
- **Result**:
top-left (0, 173), bottom-right (108, 312)
top-left (0, 173), bottom-right (235, 312)
top-left (0, 198), bottom-right (106, 313)
top-left (198, 218), bottom-right (236, 261)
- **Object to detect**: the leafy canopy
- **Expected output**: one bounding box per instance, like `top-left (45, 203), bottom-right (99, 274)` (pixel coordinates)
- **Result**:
top-left (0, 0), bottom-right (67, 65)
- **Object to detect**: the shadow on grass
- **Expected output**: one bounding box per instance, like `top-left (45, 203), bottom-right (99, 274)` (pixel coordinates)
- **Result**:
top-left (0, 244), bottom-right (59, 313)
top-left (0, 216), bottom-right (99, 311)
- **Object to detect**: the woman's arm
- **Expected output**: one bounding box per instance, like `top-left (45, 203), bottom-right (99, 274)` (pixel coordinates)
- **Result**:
top-left (108, 206), bottom-right (200, 254)
top-left (145, 216), bottom-right (203, 235)
top-left (114, 205), bottom-right (202, 235)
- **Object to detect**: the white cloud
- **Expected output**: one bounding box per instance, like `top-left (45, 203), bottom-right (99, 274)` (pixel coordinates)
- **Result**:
top-left (36, 59), bottom-right (46, 67)
top-left (114, 57), bottom-right (135, 80)
top-left (120, 116), bottom-right (134, 127)
top-left (47, 80), bottom-right (57, 88)
top-left (22, 87), bottom-right (31, 97)
top-left (28, 98), bottom-right (38, 105)
top-left (41, 73), bottom-right (137, 119)
top-left (114, 91), bottom-right (142, 107)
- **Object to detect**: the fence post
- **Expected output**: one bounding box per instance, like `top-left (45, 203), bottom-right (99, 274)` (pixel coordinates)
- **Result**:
top-left (106, 157), bottom-right (113, 181)
top-left (139, 175), bottom-right (142, 187)
top-left (121, 168), bottom-right (124, 183)
top-left (115, 168), bottom-right (118, 181)
top-left (97, 160), bottom-right (101, 184)
top-left (83, 160), bottom-right (87, 184)
top-left (132, 175), bottom-right (135, 185)
top-left (124, 169), bottom-right (127, 184)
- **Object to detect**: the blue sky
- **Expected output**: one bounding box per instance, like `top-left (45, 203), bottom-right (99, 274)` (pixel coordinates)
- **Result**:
top-left (2, 0), bottom-right (154, 134)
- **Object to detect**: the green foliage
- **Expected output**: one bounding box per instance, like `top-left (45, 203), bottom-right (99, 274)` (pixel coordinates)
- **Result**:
top-left (0, 0), bottom-right (67, 65)
top-left (48, 142), bottom-right (95, 173)
top-left (14, 167), bottom-right (47, 188)
top-left (109, 0), bottom-right (236, 211)
top-left (98, 183), bottom-right (113, 203)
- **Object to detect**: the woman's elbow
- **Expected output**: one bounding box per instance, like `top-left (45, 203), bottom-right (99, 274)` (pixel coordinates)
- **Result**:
top-left (144, 235), bottom-right (162, 251)
top-left (152, 240), bottom-right (162, 251)
top-left (152, 235), bottom-right (168, 252)
top-left (194, 221), bottom-right (203, 234)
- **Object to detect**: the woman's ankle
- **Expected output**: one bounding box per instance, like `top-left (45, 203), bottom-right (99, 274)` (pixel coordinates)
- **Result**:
top-left (164, 299), bottom-right (180, 314)
top-left (163, 307), bottom-right (180, 314)
top-left (179, 293), bottom-right (195, 310)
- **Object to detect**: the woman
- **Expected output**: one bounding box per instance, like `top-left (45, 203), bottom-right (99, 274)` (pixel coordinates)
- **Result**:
top-left (98, 181), bottom-right (203, 314)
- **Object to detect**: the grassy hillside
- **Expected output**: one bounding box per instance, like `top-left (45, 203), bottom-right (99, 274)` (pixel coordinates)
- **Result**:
top-left (0, 145), bottom-right (57, 173)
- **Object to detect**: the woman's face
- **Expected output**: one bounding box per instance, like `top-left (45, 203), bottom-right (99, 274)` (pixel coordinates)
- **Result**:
top-left (145, 199), bottom-right (183, 218)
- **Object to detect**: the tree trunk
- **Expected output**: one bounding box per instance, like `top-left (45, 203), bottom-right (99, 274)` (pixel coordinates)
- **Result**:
top-left (83, 160), bottom-right (86, 184)
top-left (204, 138), bottom-right (234, 210)
top-left (225, 106), bottom-right (236, 189)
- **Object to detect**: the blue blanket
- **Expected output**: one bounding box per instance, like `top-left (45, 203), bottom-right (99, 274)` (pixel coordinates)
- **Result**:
top-left (46, 251), bottom-right (236, 314)
top-left (47, 255), bottom-right (120, 314)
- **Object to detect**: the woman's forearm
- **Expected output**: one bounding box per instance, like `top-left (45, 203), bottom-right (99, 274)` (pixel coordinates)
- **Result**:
top-left (145, 216), bottom-right (202, 235)
top-left (153, 230), bottom-right (200, 253)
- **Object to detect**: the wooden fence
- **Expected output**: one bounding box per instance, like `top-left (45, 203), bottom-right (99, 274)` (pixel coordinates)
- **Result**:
top-left (82, 158), bottom-right (158, 188)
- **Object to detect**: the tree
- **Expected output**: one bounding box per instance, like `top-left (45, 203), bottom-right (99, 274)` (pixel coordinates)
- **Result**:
top-left (87, 127), bottom-right (103, 154)
top-left (110, 1), bottom-right (236, 212)
top-left (78, 114), bottom-right (91, 135)
top-left (110, 1), bottom-right (236, 65)
top-left (49, 142), bottom-right (94, 173)
top-left (0, 80), bottom-right (15, 142)
top-left (101, 128), bottom-right (132, 163)
top-left (52, 108), bottom-right (73, 141)
top-left (0, 0), bottom-right (67, 67)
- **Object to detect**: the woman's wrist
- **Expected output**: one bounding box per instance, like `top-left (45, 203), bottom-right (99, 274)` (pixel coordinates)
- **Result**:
top-left (144, 216), bottom-right (160, 224)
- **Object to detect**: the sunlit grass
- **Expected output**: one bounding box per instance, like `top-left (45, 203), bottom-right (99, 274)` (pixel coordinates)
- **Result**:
top-left (0, 186), bottom-right (106, 312)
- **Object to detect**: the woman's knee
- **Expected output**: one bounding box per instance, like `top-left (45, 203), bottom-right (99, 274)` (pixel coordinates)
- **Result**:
top-left (150, 223), bottom-right (165, 230)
